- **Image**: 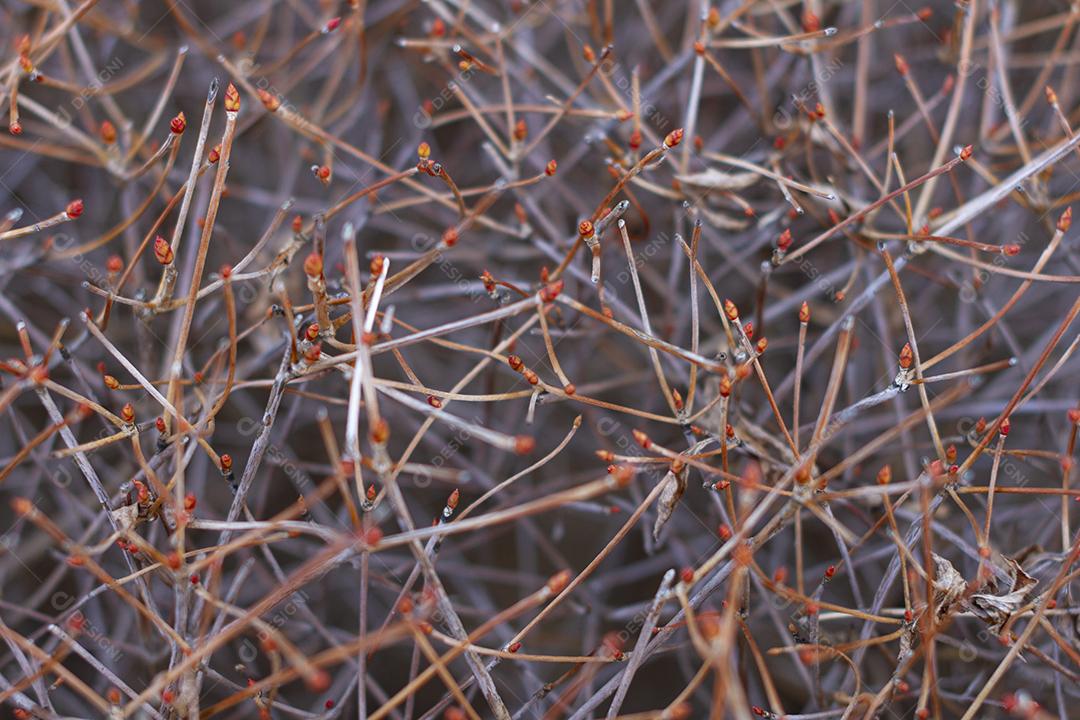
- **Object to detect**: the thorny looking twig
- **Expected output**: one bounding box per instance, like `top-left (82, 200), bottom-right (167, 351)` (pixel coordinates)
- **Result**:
top-left (0, 2), bottom-right (1079, 719)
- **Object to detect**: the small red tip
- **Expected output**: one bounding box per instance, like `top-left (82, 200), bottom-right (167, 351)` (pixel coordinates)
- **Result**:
top-left (170, 112), bottom-right (186, 134)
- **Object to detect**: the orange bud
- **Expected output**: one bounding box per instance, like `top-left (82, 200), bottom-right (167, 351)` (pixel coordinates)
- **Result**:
top-left (154, 236), bottom-right (174, 265)
top-left (547, 569), bottom-right (571, 593)
top-left (632, 429), bottom-right (651, 449)
top-left (723, 299), bottom-right (739, 322)
top-left (664, 128), bottom-right (684, 148)
top-left (899, 343), bottom-right (913, 369)
top-left (877, 466), bottom-right (891, 485)
top-left (100, 120), bottom-right (116, 144)
top-left (370, 418), bottom-right (390, 444)
top-left (170, 112), bottom-right (186, 134)
top-left (894, 54), bottom-right (909, 76)
top-left (540, 280), bottom-right (563, 303)
top-left (369, 254), bottom-right (385, 277)
top-left (257, 89), bottom-right (280, 112)
top-left (306, 670), bottom-right (331, 693)
top-left (777, 228), bottom-right (793, 252)
top-left (223, 82), bottom-right (241, 112)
